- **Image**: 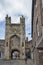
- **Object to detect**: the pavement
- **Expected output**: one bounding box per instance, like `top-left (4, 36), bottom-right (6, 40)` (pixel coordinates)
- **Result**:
top-left (0, 59), bottom-right (33, 65)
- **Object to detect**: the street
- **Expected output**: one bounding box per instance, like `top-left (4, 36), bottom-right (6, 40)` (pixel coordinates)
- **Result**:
top-left (0, 59), bottom-right (33, 65)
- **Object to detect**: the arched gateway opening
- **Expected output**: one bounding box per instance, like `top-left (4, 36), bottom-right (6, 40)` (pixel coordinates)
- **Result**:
top-left (11, 49), bottom-right (20, 60)
top-left (25, 48), bottom-right (31, 59)
top-left (10, 34), bottom-right (20, 59)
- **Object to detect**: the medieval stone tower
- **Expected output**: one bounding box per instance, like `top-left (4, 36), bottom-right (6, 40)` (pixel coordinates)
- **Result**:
top-left (5, 15), bottom-right (25, 60)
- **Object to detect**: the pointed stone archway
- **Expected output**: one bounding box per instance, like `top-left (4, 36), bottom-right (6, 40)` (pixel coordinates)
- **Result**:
top-left (11, 49), bottom-right (20, 60)
top-left (9, 34), bottom-right (20, 60)
top-left (10, 34), bottom-right (20, 49)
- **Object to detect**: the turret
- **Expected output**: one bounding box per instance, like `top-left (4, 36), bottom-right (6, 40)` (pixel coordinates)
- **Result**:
top-left (20, 15), bottom-right (25, 25)
top-left (20, 16), bottom-right (25, 35)
top-left (5, 14), bottom-right (11, 24)
top-left (20, 16), bottom-right (26, 59)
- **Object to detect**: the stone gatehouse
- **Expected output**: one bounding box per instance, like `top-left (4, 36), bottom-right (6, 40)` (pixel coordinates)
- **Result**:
top-left (0, 15), bottom-right (26, 60)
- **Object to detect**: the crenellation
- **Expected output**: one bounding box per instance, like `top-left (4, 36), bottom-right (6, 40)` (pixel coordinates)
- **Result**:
top-left (0, 15), bottom-right (26, 60)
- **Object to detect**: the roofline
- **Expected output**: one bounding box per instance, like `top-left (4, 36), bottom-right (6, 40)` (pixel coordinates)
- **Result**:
top-left (28, 40), bottom-right (32, 42)
top-left (11, 23), bottom-right (20, 26)
top-left (0, 39), bottom-right (5, 41)
top-left (25, 39), bottom-right (32, 43)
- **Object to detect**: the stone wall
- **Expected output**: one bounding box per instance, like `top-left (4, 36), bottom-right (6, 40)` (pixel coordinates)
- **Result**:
top-left (4, 15), bottom-right (25, 60)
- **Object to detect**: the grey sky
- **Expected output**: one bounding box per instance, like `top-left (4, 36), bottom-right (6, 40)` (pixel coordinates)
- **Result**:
top-left (0, 0), bottom-right (32, 40)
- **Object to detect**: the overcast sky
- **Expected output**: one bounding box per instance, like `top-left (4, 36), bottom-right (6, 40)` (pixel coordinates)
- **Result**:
top-left (0, 0), bottom-right (32, 41)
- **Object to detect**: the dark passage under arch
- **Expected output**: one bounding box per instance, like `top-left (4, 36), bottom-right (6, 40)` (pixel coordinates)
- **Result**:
top-left (25, 48), bottom-right (31, 59)
top-left (11, 49), bottom-right (20, 60)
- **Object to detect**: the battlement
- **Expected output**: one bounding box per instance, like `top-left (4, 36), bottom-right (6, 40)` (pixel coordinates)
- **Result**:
top-left (5, 14), bottom-right (11, 24)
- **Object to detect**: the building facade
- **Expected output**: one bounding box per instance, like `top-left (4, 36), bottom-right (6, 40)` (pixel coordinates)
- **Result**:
top-left (32, 0), bottom-right (43, 65)
top-left (0, 40), bottom-right (5, 59)
top-left (0, 15), bottom-right (26, 60)
top-left (25, 37), bottom-right (32, 59)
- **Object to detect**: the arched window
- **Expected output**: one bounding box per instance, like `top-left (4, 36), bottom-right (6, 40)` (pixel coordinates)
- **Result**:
top-left (22, 42), bottom-right (24, 47)
top-left (42, 0), bottom-right (43, 7)
top-left (36, 18), bottom-right (39, 36)
top-left (6, 42), bottom-right (8, 46)
top-left (0, 51), bottom-right (1, 58)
